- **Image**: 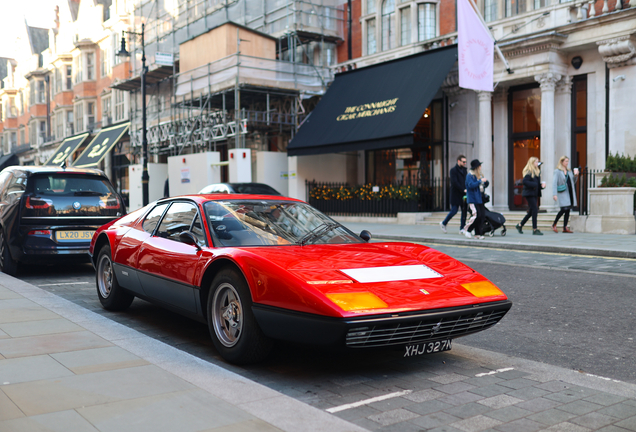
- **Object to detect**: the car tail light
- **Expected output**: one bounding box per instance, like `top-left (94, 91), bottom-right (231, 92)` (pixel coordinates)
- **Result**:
top-left (25, 196), bottom-right (53, 210)
top-left (28, 230), bottom-right (52, 236)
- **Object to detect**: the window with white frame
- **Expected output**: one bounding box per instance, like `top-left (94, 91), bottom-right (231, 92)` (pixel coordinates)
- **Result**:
top-left (74, 56), bottom-right (82, 84)
top-left (67, 110), bottom-right (74, 135)
top-left (55, 68), bottom-right (62, 94)
top-left (418, 3), bottom-right (436, 41)
top-left (10, 132), bottom-right (17, 148)
top-left (66, 65), bottom-right (72, 90)
top-left (39, 121), bottom-right (46, 143)
top-left (20, 128), bottom-right (25, 146)
top-left (367, 0), bottom-right (376, 13)
top-left (400, 7), bottom-right (411, 46)
top-left (114, 90), bottom-right (126, 121)
top-left (534, 0), bottom-right (546, 8)
top-left (382, 0), bottom-right (396, 51)
top-left (505, 0), bottom-right (526, 17)
top-left (56, 112), bottom-right (63, 139)
top-left (87, 101), bottom-right (95, 128)
top-left (30, 83), bottom-right (35, 106)
top-left (102, 95), bottom-right (111, 125)
top-left (366, 19), bottom-right (377, 55)
top-left (86, 52), bottom-right (95, 80)
top-left (38, 81), bottom-right (46, 104)
top-left (484, 0), bottom-right (498, 21)
top-left (75, 102), bottom-right (84, 132)
top-left (8, 97), bottom-right (16, 117)
top-left (101, 46), bottom-right (111, 77)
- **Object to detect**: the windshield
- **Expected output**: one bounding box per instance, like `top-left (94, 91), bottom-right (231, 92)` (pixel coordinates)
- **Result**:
top-left (230, 183), bottom-right (281, 195)
top-left (204, 200), bottom-right (363, 247)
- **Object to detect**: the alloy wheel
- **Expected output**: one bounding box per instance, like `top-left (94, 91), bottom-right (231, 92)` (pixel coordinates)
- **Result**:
top-left (97, 254), bottom-right (113, 299)
top-left (212, 282), bottom-right (243, 347)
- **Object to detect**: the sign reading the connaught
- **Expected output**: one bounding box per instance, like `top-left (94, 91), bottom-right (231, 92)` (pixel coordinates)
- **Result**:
top-left (336, 98), bottom-right (399, 121)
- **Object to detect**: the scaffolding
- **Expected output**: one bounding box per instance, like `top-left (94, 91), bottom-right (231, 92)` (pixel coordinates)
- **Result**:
top-left (120, 0), bottom-right (344, 157)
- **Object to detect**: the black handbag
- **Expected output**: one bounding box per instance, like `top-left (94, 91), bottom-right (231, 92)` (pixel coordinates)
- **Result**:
top-left (482, 193), bottom-right (490, 203)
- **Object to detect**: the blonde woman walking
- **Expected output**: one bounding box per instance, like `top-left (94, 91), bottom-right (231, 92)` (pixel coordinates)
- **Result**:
top-left (515, 157), bottom-right (546, 235)
top-left (552, 156), bottom-right (579, 233)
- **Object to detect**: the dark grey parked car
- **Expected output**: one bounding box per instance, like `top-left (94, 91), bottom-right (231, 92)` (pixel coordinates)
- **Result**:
top-left (198, 182), bottom-right (282, 195)
top-left (0, 166), bottom-right (125, 275)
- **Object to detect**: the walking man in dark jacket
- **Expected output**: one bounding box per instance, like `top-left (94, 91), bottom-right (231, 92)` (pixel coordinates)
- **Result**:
top-left (440, 155), bottom-right (468, 234)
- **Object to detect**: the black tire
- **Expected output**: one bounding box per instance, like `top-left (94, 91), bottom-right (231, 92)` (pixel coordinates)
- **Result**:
top-left (207, 267), bottom-right (272, 364)
top-left (96, 245), bottom-right (134, 311)
top-left (0, 229), bottom-right (18, 276)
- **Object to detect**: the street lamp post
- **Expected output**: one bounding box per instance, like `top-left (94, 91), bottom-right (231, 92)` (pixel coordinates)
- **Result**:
top-left (118, 24), bottom-right (149, 206)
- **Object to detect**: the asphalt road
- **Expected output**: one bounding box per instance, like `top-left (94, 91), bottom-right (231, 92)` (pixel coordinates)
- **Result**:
top-left (15, 244), bottom-right (636, 428)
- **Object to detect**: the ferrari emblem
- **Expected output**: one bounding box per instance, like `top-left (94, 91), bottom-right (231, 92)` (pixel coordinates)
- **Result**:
top-left (420, 289), bottom-right (430, 295)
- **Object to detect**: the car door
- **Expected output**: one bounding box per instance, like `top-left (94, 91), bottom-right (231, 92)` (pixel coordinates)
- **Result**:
top-left (112, 202), bottom-right (170, 296)
top-left (136, 201), bottom-right (206, 314)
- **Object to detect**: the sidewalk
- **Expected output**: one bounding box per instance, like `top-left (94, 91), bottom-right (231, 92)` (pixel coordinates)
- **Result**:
top-left (0, 274), bottom-right (366, 432)
top-left (2, 264), bottom-right (636, 431)
top-left (334, 218), bottom-right (636, 259)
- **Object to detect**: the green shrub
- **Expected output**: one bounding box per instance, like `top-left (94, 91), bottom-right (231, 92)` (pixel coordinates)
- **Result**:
top-left (605, 152), bottom-right (636, 173)
top-left (600, 174), bottom-right (636, 187)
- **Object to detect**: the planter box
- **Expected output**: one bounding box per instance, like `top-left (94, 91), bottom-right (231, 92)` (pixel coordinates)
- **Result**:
top-left (596, 171), bottom-right (636, 186)
top-left (585, 187), bottom-right (636, 234)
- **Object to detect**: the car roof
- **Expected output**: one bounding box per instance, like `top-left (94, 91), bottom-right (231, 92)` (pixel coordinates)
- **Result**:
top-left (160, 194), bottom-right (303, 204)
top-left (0, 165), bottom-right (106, 176)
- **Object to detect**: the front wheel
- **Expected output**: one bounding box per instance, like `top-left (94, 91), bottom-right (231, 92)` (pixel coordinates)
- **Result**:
top-left (207, 268), bottom-right (272, 364)
top-left (96, 245), bottom-right (134, 311)
top-left (0, 230), bottom-right (18, 276)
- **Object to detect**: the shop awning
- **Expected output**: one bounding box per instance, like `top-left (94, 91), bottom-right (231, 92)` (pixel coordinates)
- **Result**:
top-left (287, 46), bottom-right (457, 156)
top-left (45, 133), bottom-right (90, 166)
top-left (0, 153), bottom-right (18, 171)
top-left (72, 123), bottom-right (129, 168)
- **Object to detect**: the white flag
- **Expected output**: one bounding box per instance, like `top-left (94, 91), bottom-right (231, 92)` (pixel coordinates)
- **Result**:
top-left (457, 0), bottom-right (494, 92)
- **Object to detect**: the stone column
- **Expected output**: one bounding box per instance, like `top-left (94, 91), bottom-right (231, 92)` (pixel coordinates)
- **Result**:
top-left (555, 76), bottom-right (573, 164)
top-left (535, 72), bottom-right (562, 212)
top-left (492, 87), bottom-right (508, 212)
top-left (477, 90), bottom-right (493, 208)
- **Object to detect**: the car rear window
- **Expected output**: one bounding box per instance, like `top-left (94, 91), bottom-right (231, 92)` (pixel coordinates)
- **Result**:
top-left (23, 173), bottom-right (122, 217)
top-left (30, 174), bottom-right (114, 196)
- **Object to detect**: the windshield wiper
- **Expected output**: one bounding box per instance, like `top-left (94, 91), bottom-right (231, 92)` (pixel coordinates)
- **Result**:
top-left (297, 222), bottom-right (340, 246)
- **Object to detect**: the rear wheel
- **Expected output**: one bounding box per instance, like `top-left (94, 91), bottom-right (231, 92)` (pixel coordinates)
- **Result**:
top-left (0, 230), bottom-right (18, 276)
top-left (207, 268), bottom-right (272, 364)
top-left (96, 245), bottom-right (134, 311)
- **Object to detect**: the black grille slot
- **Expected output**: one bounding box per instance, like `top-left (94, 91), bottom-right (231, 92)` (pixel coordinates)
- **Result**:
top-left (346, 308), bottom-right (508, 348)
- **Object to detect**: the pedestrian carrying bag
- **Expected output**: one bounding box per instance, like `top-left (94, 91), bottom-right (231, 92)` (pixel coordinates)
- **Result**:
top-left (557, 184), bottom-right (567, 192)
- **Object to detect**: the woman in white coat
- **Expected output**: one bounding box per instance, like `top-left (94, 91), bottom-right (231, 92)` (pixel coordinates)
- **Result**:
top-left (552, 156), bottom-right (579, 233)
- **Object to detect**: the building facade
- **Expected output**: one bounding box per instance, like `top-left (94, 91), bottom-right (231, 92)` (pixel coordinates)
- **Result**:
top-left (288, 0), bottom-right (636, 213)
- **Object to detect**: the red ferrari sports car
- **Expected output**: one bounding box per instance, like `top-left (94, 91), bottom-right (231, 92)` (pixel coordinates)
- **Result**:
top-left (90, 194), bottom-right (512, 364)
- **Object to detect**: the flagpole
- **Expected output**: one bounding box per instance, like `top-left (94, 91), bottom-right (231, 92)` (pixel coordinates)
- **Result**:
top-left (467, 0), bottom-right (514, 74)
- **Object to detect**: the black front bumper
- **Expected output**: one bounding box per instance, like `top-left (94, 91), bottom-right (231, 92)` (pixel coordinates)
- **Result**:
top-left (252, 300), bottom-right (513, 349)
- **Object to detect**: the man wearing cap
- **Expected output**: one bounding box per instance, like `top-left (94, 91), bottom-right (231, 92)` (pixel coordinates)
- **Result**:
top-left (440, 155), bottom-right (468, 234)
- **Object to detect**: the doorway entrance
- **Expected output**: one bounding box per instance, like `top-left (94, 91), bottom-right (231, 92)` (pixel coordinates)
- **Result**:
top-left (508, 85), bottom-right (541, 210)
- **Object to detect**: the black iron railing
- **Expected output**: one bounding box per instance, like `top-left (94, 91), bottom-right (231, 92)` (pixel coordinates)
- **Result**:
top-left (577, 168), bottom-right (604, 215)
top-left (306, 178), bottom-right (448, 216)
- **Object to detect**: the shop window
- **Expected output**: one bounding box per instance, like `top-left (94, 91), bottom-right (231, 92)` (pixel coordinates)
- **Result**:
top-left (400, 7), bottom-right (411, 46)
top-left (382, 0), bottom-right (395, 51)
top-left (417, 3), bottom-right (436, 41)
top-left (367, 19), bottom-right (377, 54)
top-left (572, 76), bottom-right (587, 170)
top-left (509, 86), bottom-right (541, 209)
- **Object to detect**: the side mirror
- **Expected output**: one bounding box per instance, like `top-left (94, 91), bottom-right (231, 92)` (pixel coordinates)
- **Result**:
top-left (359, 230), bottom-right (372, 242)
top-left (179, 231), bottom-right (201, 250)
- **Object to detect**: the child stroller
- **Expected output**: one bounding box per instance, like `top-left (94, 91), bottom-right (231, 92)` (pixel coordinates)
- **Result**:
top-left (482, 208), bottom-right (507, 236)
